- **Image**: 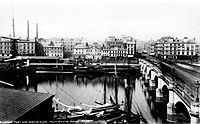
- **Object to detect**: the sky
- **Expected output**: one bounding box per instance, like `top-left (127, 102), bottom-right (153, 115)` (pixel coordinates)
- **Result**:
top-left (1, 0), bottom-right (200, 42)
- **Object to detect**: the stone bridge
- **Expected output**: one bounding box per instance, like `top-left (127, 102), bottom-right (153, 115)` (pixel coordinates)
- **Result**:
top-left (139, 59), bottom-right (200, 123)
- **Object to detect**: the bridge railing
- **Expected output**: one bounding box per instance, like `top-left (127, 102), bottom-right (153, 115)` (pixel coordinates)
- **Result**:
top-left (174, 84), bottom-right (194, 108)
top-left (144, 58), bottom-right (195, 108)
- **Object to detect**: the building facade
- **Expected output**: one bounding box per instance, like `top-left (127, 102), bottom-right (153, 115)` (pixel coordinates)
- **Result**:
top-left (86, 46), bottom-right (102, 60)
top-left (127, 38), bottom-right (137, 57)
top-left (0, 37), bottom-right (35, 58)
top-left (144, 40), bottom-right (156, 55)
top-left (17, 40), bottom-right (35, 56)
top-left (109, 47), bottom-right (127, 58)
top-left (73, 36), bottom-right (137, 60)
top-left (154, 36), bottom-right (198, 60)
top-left (62, 38), bottom-right (82, 57)
top-left (42, 40), bottom-right (64, 57)
top-left (105, 36), bottom-right (125, 49)
top-left (73, 43), bottom-right (88, 59)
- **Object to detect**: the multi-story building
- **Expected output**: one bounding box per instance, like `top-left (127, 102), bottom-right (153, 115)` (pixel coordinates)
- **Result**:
top-left (144, 40), bottom-right (156, 55)
top-left (154, 36), bottom-right (198, 60)
top-left (0, 38), bottom-right (12, 58)
top-left (73, 36), bottom-right (137, 60)
top-left (127, 38), bottom-right (137, 57)
top-left (105, 36), bottom-right (125, 49)
top-left (101, 49), bottom-right (110, 60)
top-left (17, 39), bottom-right (35, 56)
top-left (62, 38), bottom-right (82, 57)
top-left (101, 47), bottom-right (127, 60)
top-left (86, 46), bottom-right (102, 60)
top-left (73, 43), bottom-right (88, 59)
top-left (42, 41), bottom-right (63, 57)
top-left (0, 37), bottom-right (35, 58)
top-left (109, 47), bottom-right (127, 58)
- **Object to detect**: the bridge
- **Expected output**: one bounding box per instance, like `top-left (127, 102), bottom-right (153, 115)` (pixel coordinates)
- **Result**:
top-left (139, 59), bottom-right (200, 124)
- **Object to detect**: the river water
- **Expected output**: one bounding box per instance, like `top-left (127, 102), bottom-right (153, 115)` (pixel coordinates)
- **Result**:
top-left (1, 72), bottom-right (169, 123)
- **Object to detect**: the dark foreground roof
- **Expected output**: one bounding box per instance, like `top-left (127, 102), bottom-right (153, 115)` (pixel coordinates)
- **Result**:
top-left (0, 88), bottom-right (53, 122)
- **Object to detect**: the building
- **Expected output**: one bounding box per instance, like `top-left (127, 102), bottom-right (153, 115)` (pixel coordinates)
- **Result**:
top-left (103, 35), bottom-right (136, 59)
top-left (101, 49), bottom-right (110, 60)
top-left (110, 47), bottom-right (127, 58)
top-left (73, 43), bottom-right (88, 59)
top-left (101, 47), bottom-right (127, 60)
top-left (72, 36), bottom-right (137, 60)
top-left (105, 36), bottom-right (125, 49)
top-left (0, 88), bottom-right (54, 122)
top-left (17, 39), bottom-right (35, 56)
top-left (0, 37), bottom-right (35, 58)
top-left (42, 41), bottom-right (64, 58)
top-left (127, 38), bottom-right (137, 57)
top-left (154, 36), bottom-right (198, 60)
top-left (86, 46), bottom-right (102, 60)
top-left (61, 38), bottom-right (82, 58)
top-left (144, 39), bottom-right (156, 55)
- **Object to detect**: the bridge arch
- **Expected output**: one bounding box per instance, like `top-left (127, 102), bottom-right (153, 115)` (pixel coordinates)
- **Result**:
top-left (162, 85), bottom-right (169, 103)
top-left (175, 101), bottom-right (190, 122)
top-left (157, 75), bottom-right (167, 89)
top-left (142, 64), bottom-right (152, 83)
top-left (140, 59), bottom-right (193, 123)
top-left (149, 68), bottom-right (160, 88)
top-left (141, 62), bottom-right (147, 73)
top-left (154, 76), bottom-right (158, 88)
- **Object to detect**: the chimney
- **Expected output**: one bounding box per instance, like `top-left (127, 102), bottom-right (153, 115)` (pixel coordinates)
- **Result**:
top-left (27, 20), bottom-right (29, 40)
top-left (36, 23), bottom-right (38, 41)
top-left (12, 18), bottom-right (15, 37)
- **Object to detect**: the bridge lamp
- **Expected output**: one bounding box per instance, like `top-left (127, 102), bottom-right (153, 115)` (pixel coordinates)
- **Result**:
top-left (196, 80), bottom-right (200, 102)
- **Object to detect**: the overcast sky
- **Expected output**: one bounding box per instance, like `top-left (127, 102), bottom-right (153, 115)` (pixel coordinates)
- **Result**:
top-left (1, 0), bottom-right (200, 42)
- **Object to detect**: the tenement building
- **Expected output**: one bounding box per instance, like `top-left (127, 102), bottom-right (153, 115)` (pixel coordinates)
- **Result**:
top-left (154, 36), bottom-right (198, 60)
top-left (73, 36), bottom-right (137, 60)
top-left (103, 35), bottom-right (136, 59)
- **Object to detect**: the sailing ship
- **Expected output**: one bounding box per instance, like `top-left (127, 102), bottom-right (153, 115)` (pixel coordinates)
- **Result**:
top-left (53, 60), bottom-right (147, 124)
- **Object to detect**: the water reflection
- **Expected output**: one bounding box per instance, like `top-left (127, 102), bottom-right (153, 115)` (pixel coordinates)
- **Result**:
top-left (0, 72), bottom-right (190, 123)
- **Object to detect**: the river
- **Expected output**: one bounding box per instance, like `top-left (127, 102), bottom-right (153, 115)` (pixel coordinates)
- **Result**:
top-left (1, 72), bottom-right (170, 123)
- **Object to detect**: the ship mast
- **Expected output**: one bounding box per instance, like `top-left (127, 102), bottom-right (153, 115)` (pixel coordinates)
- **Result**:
top-left (114, 50), bottom-right (118, 105)
top-left (104, 76), bottom-right (107, 104)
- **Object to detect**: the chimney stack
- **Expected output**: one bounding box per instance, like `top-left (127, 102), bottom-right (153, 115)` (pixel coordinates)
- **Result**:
top-left (36, 23), bottom-right (38, 41)
top-left (12, 18), bottom-right (15, 37)
top-left (27, 20), bottom-right (29, 40)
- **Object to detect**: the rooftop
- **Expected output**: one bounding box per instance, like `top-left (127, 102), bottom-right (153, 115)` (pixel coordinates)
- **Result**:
top-left (0, 88), bottom-right (53, 122)
top-left (74, 43), bottom-right (88, 49)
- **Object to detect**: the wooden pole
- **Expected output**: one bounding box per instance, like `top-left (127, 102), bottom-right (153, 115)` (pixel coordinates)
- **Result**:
top-left (104, 76), bottom-right (107, 104)
top-left (115, 77), bottom-right (118, 105)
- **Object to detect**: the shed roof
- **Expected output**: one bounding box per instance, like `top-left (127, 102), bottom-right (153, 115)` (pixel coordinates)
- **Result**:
top-left (0, 88), bottom-right (53, 122)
